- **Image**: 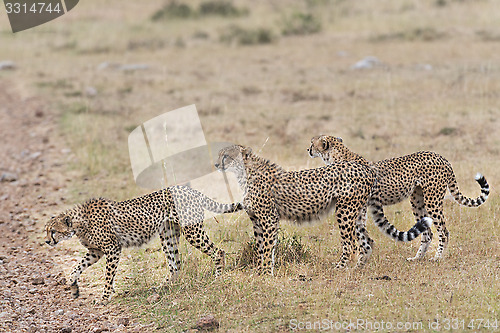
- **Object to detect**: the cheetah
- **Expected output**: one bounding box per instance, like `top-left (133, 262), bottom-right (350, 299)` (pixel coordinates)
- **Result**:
top-left (215, 144), bottom-right (431, 274)
top-left (307, 135), bottom-right (489, 261)
top-left (44, 185), bottom-right (242, 303)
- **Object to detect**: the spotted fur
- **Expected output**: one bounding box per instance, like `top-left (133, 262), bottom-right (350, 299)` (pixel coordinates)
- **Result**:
top-left (215, 144), bottom-right (431, 274)
top-left (44, 186), bottom-right (241, 302)
top-left (308, 135), bottom-right (489, 260)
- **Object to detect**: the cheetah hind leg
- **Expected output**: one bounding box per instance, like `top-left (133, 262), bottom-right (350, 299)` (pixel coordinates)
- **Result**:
top-left (407, 187), bottom-right (433, 261)
top-left (160, 223), bottom-right (181, 286)
top-left (182, 224), bottom-right (226, 277)
top-left (407, 229), bottom-right (433, 261)
top-left (354, 207), bottom-right (373, 268)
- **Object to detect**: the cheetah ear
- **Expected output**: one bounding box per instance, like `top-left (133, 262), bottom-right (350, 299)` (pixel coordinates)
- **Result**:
top-left (241, 146), bottom-right (252, 158)
top-left (336, 137), bottom-right (343, 143)
top-left (321, 137), bottom-right (330, 151)
top-left (64, 216), bottom-right (72, 228)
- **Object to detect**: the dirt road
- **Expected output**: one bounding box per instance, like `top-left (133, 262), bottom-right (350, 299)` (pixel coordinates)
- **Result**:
top-left (0, 82), bottom-right (145, 332)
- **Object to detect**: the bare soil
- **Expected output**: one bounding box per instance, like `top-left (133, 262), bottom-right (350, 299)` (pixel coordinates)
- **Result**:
top-left (0, 82), bottom-right (148, 333)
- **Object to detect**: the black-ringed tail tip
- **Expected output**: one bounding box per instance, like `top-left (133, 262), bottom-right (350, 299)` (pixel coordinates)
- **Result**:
top-left (421, 217), bottom-right (433, 229)
top-left (395, 217), bottom-right (433, 242)
top-left (475, 173), bottom-right (489, 193)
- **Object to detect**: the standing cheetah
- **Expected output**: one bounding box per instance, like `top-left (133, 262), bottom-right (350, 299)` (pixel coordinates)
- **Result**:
top-left (44, 185), bottom-right (242, 303)
top-left (307, 135), bottom-right (489, 260)
top-left (215, 144), bottom-right (431, 274)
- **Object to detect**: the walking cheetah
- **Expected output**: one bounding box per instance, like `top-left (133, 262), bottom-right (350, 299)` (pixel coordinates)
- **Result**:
top-left (215, 144), bottom-right (431, 274)
top-left (307, 135), bottom-right (489, 260)
top-left (44, 185), bottom-right (242, 303)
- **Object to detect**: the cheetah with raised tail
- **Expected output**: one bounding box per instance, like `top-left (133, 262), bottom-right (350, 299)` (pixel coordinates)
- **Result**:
top-left (215, 144), bottom-right (431, 274)
top-left (308, 135), bottom-right (489, 260)
top-left (45, 185), bottom-right (242, 303)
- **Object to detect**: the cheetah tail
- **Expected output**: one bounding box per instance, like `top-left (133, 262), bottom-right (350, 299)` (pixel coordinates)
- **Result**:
top-left (368, 199), bottom-right (432, 242)
top-left (200, 193), bottom-right (243, 214)
top-left (448, 172), bottom-right (489, 207)
top-left (370, 206), bottom-right (432, 242)
top-left (368, 182), bottom-right (432, 242)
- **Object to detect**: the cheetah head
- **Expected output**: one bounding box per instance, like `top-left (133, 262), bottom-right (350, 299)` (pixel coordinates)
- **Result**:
top-left (307, 135), bottom-right (344, 164)
top-left (44, 211), bottom-right (76, 246)
top-left (215, 144), bottom-right (250, 173)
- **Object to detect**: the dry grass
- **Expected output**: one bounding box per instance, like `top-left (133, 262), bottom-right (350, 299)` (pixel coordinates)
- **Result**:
top-left (3, 0), bottom-right (499, 331)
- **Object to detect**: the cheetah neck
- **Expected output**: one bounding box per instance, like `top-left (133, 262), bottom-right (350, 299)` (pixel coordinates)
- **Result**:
top-left (335, 145), bottom-right (369, 164)
top-left (244, 154), bottom-right (284, 179)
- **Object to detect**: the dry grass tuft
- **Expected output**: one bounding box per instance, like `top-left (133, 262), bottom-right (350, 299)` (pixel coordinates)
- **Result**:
top-left (236, 231), bottom-right (312, 269)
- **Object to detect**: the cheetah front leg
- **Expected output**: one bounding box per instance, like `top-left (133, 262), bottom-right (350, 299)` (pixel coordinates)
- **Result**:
top-left (68, 249), bottom-right (103, 299)
top-left (407, 187), bottom-right (433, 261)
top-left (250, 216), bottom-right (264, 270)
top-left (102, 246), bottom-right (122, 303)
top-left (160, 222), bottom-right (181, 283)
top-left (261, 221), bottom-right (279, 276)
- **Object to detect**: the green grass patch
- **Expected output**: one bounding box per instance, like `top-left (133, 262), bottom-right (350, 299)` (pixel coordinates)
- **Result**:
top-left (370, 27), bottom-right (447, 42)
top-left (151, 1), bottom-right (248, 21)
top-left (281, 12), bottom-right (322, 36)
top-left (220, 25), bottom-right (275, 45)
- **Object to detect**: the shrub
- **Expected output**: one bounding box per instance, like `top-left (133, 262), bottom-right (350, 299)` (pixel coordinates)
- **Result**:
top-left (281, 12), bottom-right (322, 36)
top-left (151, 2), bottom-right (194, 21)
top-left (220, 25), bottom-right (275, 45)
top-left (370, 27), bottom-right (447, 42)
top-left (199, 1), bottom-right (249, 17)
top-left (152, 1), bottom-right (248, 21)
top-left (236, 231), bottom-right (311, 269)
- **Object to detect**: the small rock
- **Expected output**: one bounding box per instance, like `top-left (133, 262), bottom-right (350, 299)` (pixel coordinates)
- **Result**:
top-left (28, 288), bottom-right (37, 294)
top-left (1, 172), bottom-right (18, 182)
top-left (32, 277), bottom-right (45, 285)
top-left (117, 317), bottom-right (129, 327)
top-left (351, 56), bottom-right (381, 70)
top-left (147, 293), bottom-right (160, 304)
top-left (119, 64), bottom-right (149, 72)
top-left (97, 62), bottom-right (117, 70)
top-left (30, 151), bottom-right (42, 160)
top-left (61, 148), bottom-right (71, 154)
top-left (372, 275), bottom-right (392, 281)
top-left (54, 309), bottom-right (64, 316)
top-left (416, 63), bottom-right (433, 71)
top-left (0, 61), bottom-right (16, 70)
top-left (60, 328), bottom-right (72, 333)
top-left (193, 314), bottom-right (219, 331)
top-left (85, 86), bottom-right (97, 97)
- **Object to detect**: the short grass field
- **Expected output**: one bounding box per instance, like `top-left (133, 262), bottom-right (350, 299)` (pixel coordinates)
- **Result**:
top-left (2, 0), bottom-right (499, 331)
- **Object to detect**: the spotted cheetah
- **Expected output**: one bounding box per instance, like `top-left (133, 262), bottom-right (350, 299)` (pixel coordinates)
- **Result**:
top-left (307, 135), bottom-right (489, 261)
top-left (44, 185), bottom-right (242, 303)
top-left (215, 144), bottom-right (431, 274)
